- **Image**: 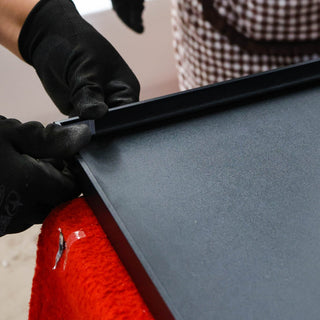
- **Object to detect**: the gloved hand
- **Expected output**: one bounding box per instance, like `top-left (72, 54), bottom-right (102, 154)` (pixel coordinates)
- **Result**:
top-left (18, 0), bottom-right (140, 120)
top-left (111, 0), bottom-right (145, 33)
top-left (0, 116), bottom-right (91, 236)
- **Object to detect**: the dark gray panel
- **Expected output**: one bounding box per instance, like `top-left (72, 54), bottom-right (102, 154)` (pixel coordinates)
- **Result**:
top-left (80, 85), bottom-right (320, 320)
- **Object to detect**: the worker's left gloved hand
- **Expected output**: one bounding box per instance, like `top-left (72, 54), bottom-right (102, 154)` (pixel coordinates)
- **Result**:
top-left (19, 0), bottom-right (140, 119)
top-left (0, 116), bottom-right (91, 236)
top-left (111, 0), bottom-right (145, 33)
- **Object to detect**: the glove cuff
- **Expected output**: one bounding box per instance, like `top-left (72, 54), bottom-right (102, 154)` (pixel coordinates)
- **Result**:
top-left (18, 0), bottom-right (79, 65)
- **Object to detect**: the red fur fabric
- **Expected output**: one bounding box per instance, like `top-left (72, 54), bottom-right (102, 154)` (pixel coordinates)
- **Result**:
top-left (28, 197), bottom-right (154, 320)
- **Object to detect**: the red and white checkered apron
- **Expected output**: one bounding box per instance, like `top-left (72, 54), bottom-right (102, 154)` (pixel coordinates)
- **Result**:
top-left (171, 0), bottom-right (320, 90)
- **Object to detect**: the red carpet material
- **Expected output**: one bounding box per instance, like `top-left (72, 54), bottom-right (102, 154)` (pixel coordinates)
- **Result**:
top-left (28, 197), bottom-right (155, 320)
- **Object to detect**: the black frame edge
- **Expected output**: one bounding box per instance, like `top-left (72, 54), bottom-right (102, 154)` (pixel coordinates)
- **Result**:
top-left (75, 156), bottom-right (179, 320)
top-left (56, 59), bottom-right (320, 135)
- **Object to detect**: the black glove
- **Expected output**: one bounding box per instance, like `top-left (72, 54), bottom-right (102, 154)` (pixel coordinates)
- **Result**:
top-left (111, 0), bottom-right (145, 33)
top-left (0, 116), bottom-right (91, 236)
top-left (18, 0), bottom-right (140, 119)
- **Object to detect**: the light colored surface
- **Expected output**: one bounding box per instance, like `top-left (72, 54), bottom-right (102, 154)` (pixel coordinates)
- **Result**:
top-left (73, 0), bottom-right (111, 15)
top-left (0, 225), bottom-right (41, 320)
top-left (0, 0), bottom-right (178, 319)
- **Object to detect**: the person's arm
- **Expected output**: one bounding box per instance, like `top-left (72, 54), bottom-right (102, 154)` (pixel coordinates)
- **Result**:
top-left (1, 0), bottom-right (140, 119)
top-left (0, 0), bottom-right (39, 57)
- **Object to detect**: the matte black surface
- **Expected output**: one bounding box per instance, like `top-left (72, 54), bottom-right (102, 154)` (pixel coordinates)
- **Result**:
top-left (58, 59), bottom-right (320, 136)
top-left (78, 82), bottom-right (320, 319)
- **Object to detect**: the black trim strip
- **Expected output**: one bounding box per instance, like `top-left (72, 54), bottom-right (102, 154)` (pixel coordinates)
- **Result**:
top-left (57, 59), bottom-right (320, 134)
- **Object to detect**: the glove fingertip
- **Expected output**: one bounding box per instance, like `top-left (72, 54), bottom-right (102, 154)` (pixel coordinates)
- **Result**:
top-left (64, 123), bottom-right (92, 153)
top-left (78, 102), bottom-right (108, 120)
top-left (129, 12), bottom-right (144, 33)
top-left (133, 24), bottom-right (144, 33)
top-left (44, 123), bottom-right (92, 158)
top-left (70, 85), bottom-right (108, 119)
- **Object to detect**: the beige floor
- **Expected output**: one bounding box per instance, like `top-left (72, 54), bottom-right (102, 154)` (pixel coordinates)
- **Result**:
top-left (0, 225), bottom-right (41, 320)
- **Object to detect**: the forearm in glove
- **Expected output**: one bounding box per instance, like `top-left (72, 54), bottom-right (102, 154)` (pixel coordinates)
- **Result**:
top-left (18, 0), bottom-right (140, 119)
top-left (0, 116), bottom-right (91, 236)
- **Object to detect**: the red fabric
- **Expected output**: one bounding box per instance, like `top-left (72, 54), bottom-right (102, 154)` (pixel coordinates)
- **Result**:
top-left (28, 197), bottom-right (155, 320)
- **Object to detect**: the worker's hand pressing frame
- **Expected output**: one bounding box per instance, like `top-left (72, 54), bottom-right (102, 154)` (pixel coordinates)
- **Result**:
top-left (19, 0), bottom-right (140, 119)
top-left (0, 117), bottom-right (91, 236)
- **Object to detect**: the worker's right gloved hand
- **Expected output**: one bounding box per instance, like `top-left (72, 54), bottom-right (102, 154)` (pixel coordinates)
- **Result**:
top-left (18, 0), bottom-right (140, 119)
top-left (0, 116), bottom-right (91, 236)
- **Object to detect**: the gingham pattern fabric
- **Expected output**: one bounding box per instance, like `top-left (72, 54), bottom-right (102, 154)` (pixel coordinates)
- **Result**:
top-left (171, 0), bottom-right (320, 90)
top-left (213, 0), bottom-right (320, 42)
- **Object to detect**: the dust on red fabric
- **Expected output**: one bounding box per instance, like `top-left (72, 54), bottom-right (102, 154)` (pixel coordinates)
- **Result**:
top-left (28, 197), bottom-right (155, 320)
